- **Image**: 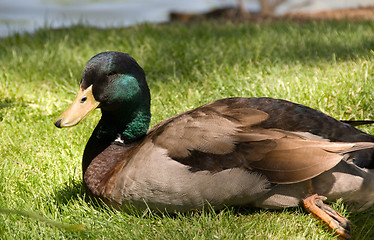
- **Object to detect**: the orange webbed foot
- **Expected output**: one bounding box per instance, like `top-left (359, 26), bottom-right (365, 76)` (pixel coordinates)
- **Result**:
top-left (303, 194), bottom-right (352, 240)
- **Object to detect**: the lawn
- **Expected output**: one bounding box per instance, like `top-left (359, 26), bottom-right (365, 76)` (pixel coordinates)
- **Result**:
top-left (1, 19), bottom-right (374, 239)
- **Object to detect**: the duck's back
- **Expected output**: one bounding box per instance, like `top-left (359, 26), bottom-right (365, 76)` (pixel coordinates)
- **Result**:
top-left (243, 97), bottom-right (374, 142)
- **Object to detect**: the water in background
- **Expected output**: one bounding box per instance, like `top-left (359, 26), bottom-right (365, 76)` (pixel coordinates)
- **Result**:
top-left (0, 0), bottom-right (373, 37)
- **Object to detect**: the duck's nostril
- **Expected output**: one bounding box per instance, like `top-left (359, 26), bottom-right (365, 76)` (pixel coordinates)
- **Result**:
top-left (81, 96), bottom-right (87, 103)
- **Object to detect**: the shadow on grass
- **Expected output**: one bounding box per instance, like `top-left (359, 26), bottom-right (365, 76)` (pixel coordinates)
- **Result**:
top-left (0, 98), bottom-right (15, 109)
top-left (141, 21), bottom-right (374, 84)
top-left (53, 179), bottom-right (85, 206)
top-left (350, 207), bottom-right (374, 239)
top-left (0, 98), bottom-right (31, 109)
top-left (1, 21), bottom-right (374, 85)
top-left (54, 179), bottom-right (112, 213)
top-left (0, 98), bottom-right (26, 121)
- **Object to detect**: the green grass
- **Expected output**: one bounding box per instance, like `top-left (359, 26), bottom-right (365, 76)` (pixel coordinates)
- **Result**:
top-left (1, 19), bottom-right (374, 239)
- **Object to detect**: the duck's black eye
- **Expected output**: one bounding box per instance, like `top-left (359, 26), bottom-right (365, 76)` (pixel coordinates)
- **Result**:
top-left (107, 71), bottom-right (116, 76)
top-left (81, 96), bottom-right (87, 103)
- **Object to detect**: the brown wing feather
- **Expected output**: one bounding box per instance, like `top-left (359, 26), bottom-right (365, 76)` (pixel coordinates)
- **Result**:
top-left (152, 100), bottom-right (270, 158)
top-left (149, 98), bottom-right (374, 184)
top-left (249, 138), bottom-right (349, 183)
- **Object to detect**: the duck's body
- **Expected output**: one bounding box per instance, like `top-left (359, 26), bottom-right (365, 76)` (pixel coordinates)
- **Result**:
top-left (81, 97), bottom-right (374, 213)
top-left (56, 52), bottom-right (374, 239)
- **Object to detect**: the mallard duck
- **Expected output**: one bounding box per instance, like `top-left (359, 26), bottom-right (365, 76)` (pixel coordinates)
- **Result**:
top-left (55, 51), bottom-right (374, 239)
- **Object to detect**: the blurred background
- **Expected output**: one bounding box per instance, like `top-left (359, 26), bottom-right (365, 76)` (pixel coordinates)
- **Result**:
top-left (0, 0), bottom-right (374, 37)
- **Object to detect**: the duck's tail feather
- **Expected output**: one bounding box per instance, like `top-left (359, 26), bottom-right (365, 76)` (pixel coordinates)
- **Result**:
top-left (340, 120), bottom-right (374, 127)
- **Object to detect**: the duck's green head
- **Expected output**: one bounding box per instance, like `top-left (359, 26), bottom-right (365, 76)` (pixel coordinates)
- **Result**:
top-left (55, 52), bottom-right (151, 141)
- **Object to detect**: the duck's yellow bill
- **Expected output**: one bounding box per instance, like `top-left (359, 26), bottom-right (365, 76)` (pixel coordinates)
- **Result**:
top-left (54, 85), bottom-right (100, 128)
